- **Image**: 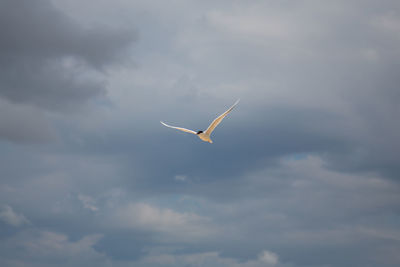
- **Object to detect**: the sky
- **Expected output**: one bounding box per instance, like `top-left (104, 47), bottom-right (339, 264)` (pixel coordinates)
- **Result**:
top-left (0, 0), bottom-right (400, 266)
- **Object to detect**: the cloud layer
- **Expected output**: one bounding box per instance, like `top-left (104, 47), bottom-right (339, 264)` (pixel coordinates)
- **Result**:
top-left (0, 0), bottom-right (399, 267)
top-left (0, 205), bottom-right (30, 227)
top-left (0, 0), bottom-right (135, 143)
top-left (0, 0), bottom-right (135, 110)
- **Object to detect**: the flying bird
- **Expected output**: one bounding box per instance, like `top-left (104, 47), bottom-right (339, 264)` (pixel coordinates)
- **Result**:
top-left (160, 99), bottom-right (240, 143)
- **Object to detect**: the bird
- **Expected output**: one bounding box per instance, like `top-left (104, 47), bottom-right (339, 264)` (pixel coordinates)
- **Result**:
top-left (160, 99), bottom-right (240, 143)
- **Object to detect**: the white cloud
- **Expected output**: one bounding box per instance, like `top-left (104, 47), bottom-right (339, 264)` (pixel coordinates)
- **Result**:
top-left (139, 249), bottom-right (281, 267)
top-left (0, 205), bottom-right (30, 227)
top-left (113, 202), bottom-right (214, 238)
top-left (0, 230), bottom-right (108, 267)
top-left (0, 229), bottom-right (282, 267)
top-left (259, 250), bottom-right (279, 265)
top-left (174, 175), bottom-right (187, 182)
top-left (78, 194), bottom-right (99, 211)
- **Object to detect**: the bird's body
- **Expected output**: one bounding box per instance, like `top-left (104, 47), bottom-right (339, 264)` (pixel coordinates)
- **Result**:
top-left (197, 131), bottom-right (213, 143)
top-left (160, 99), bottom-right (239, 143)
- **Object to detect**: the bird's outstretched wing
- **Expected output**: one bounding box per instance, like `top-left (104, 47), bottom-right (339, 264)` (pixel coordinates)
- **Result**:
top-left (160, 121), bottom-right (197, 135)
top-left (205, 99), bottom-right (240, 136)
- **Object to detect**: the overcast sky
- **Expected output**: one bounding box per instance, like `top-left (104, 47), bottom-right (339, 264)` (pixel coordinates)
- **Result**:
top-left (1, 0), bottom-right (400, 266)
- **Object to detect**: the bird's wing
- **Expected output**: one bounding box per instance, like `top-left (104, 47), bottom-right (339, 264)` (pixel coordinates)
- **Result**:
top-left (205, 99), bottom-right (240, 135)
top-left (160, 121), bottom-right (197, 135)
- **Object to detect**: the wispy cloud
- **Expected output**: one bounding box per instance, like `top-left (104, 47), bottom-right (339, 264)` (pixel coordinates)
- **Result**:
top-left (0, 205), bottom-right (30, 227)
top-left (78, 194), bottom-right (99, 212)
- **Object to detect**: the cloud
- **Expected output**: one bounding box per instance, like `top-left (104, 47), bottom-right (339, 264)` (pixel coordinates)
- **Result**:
top-left (0, 230), bottom-right (107, 267)
top-left (139, 249), bottom-right (282, 267)
top-left (113, 203), bottom-right (214, 239)
top-left (207, 10), bottom-right (292, 40)
top-left (174, 175), bottom-right (187, 182)
top-left (0, 227), bottom-right (282, 267)
top-left (78, 194), bottom-right (98, 212)
top-left (358, 227), bottom-right (400, 242)
top-left (0, 99), bottom-right (56, 143)
top-left (0, 0), bottom-right (135, 111)
top-left (0, 205), bottom-right (30, 227)
top-left (259, 250), bottom-right (279, 265)
top-left (0, 0), bottom-right (135, 144)
top-left (0, 1), bottom-right (400, 267)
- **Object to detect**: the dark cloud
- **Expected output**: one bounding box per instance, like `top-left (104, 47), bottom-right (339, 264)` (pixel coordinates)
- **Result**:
top-left (0, 99), bottom-right (56, 143)
top-left (0, 0), bottom-right (400, 267)
top-left (0, 0), bottom-right (135, 111)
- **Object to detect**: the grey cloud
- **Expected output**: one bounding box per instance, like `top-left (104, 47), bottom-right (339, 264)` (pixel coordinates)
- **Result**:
top-left (1, 0), bottom-right (400, 267)
top-left (176, 156), bottom-right (400, 266)
top-left (0, 0), bottom-right (136, 111)
top-left (1, 144), bottom-right (399, 266)
top-left (0, 229), bottom-right (107, 267)
top-left (0, 99), bottom-right (56, 143)
top-left (0, 227), bottom-right (286, 267)
top-left (172, 0), bottom-right (400, 179)
top-left (0, 205), bottom-right (30, 227)
top-left (133, 250), bottom-right (283, 267)
top-left (81, 106), bottom-right (349, 199)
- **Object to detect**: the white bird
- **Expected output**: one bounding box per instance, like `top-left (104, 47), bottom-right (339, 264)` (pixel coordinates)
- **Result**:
top-left (161, 99), bottom-right (240, 143)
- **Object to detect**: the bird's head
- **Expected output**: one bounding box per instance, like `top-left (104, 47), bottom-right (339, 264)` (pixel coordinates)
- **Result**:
top-left (196, 131), bottom-right (203, 135)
